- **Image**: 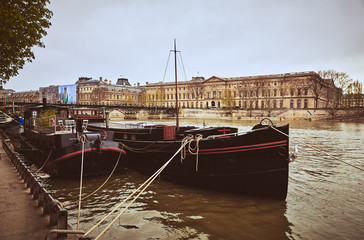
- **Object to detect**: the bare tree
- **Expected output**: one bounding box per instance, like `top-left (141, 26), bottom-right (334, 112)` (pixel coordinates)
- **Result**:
top-left (156, 83), bottom-right (166, 107)
top-left (318, 70), bottom-right (353, 118)
top-left (306, 76), bottom-right (324, 109)
top-left (190, 80), bottom-right (204, 108)
top-left (346, 80), bottom-right (363, 116)
top-left (221, 88), bottom-right (235, 114)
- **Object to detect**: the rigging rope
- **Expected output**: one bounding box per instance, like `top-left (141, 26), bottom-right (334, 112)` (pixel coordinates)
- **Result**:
top-left (271, 126), bottom-right (364, 172)
top-left (178, 52), bottom-right (188, 81)
top-left (81, 138), bottom-right (191, 239)
top-left (162, 51), bottom-right (172, 82)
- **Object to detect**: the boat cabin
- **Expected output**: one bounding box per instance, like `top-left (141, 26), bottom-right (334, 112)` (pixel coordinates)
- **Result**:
top-left (69, 108), bottom-right (105, 122)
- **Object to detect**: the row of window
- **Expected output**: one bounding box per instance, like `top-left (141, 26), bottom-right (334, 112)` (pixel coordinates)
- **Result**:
top-left (148, 99), bottom-right (309, 109)
top-left (149, 87), bottom-right (309, 101)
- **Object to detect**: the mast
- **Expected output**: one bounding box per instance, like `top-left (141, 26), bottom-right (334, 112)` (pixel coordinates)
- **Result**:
top-left (174, 39), bottom-right (179, 131)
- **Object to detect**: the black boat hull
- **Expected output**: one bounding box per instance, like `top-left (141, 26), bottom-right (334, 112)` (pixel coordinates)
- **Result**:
top-left (115, 125), bottom-right (289, 199)
top-left (21, 130), bottom-right (125, 177)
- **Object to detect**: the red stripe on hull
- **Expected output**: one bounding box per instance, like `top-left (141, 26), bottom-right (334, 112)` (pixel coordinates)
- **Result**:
top-left (198, 140), bottom-right (287, 153)
top-left (197, 143), bottom-right (287, 155)
top-left (46, 147), bottom-right (125, 167)
top-left (87, 126), bottom-right (148, 135)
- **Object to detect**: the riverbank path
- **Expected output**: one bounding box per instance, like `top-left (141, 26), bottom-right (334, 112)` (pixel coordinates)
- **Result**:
top-left (0, 137), bottom-right (77, 240)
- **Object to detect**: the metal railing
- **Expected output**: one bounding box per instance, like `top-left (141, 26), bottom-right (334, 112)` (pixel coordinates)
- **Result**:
top-left (1, 136), bottom-right (69, 239)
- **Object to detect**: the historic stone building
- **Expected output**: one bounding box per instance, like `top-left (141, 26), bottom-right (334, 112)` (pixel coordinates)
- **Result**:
top-left (144, 71), bottom-right (337, 112)
top-left (6, 90), bottom-right (40, 103)
top-left (39, 85), bottom-right (58, 104)
top-left (76, 77), bottom-right (143, 106)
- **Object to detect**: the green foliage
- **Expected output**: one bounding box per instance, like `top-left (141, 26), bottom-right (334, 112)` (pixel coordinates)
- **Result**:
top-left (126, 95), bottom-right (133, 105)
top-left (221, 89), bottom-right (235, 110)
top-left (39, 107), bottom-right (57, 126)
top-left (0, 106), bottom-right (6, 114)
top-left (0, 0), bottom-right (53, 84)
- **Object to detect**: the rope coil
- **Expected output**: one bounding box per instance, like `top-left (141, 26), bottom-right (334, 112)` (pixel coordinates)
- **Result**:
top-left (181, 135), bottom-right (203, 171)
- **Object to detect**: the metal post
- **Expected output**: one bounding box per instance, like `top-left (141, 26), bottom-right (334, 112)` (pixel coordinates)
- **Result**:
top-left (174, 39), bottom-right (179, 131)
top-left (105, 110), bottom-right (109, 128)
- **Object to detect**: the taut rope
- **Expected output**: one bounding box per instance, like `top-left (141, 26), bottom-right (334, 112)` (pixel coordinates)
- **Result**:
top-left (271, 126), bottom-right (364, 172)
top-left (81, 137), bottom-right (191, 240)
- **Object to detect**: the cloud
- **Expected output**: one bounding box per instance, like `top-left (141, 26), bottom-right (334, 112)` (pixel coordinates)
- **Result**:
top-left (5, 0), bottom-right (364, 91)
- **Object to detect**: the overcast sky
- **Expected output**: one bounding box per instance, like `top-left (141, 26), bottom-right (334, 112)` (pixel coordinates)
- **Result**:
top-left (5, 0), bottom-right (364, 91)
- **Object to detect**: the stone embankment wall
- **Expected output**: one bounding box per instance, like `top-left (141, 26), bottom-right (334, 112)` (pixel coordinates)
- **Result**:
top-left (109, 108), bottom-right (364, 121)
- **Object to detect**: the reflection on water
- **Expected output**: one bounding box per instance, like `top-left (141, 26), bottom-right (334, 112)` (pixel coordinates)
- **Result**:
top-left (41, 119), bottom-right (364, 240)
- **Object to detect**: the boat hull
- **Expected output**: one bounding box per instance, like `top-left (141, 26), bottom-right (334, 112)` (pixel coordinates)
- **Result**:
top-left (116, 125), bottom-right (289, 199)
top-left (21, 130), bottom-right (125, 177)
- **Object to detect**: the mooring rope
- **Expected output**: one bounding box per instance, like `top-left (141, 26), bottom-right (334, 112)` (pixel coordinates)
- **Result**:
top-left (119, 141), bottom-right (174, 153)
top-left (81, 138), bottom-right (191, 239)
top-left (271, 126), bottom-right (364, 172)
top-left (180, 135), bottom-right (203, 171)
top-left (62, 150), bottom-right (123, 207)
top-left (77, 135), bottom-right (87, 231)
top-left (35, 149), bottom-right (53, 174)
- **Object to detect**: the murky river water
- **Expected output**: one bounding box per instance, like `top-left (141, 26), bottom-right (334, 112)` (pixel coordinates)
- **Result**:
top-left (39, 119), bottom-right (364, 240)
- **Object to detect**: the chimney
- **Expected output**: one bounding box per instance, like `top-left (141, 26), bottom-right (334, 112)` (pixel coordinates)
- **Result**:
top-left (146, 82), bottom-right (149, 85)
top-left (109, 80), bottom-right (111, 85)
top-left (137, 82), bottom-right (140, 87)
top-left (134, 83), bottom-right (136, 87)
top-left (99, 77), bottom-right (103, 82)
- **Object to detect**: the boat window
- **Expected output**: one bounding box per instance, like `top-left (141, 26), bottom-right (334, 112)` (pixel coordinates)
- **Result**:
top-left (32, 111), bottom-right (38, 119)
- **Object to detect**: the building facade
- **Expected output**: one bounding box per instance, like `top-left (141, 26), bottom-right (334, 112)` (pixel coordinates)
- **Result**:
top-left (6, 90), bottom-right (40, 103)
top-left (144, 71), bottom-right (337, 111)
top-left (39, 85), bottom-right (58, 104)
top-left (76, 77), bottom-right (143, 106)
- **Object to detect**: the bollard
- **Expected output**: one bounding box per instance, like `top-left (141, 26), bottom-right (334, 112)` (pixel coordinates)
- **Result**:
top-left (57, 209), bottom-right (68, 239)
top-left (38, 189), bottom-right (45, 208)
top-left (50, 201), bottom-right (59, 227)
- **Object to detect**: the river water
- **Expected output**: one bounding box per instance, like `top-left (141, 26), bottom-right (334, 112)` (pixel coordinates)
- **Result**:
top-left (40, 119), bottom-right (364, 240)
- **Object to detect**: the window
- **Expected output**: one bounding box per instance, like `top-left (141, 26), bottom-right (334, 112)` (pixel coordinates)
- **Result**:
top-left (297, 99), bottom-right (301, 109)
top-left (297, 88), bottom-right (301, 96)
top-left (261, 101), bottom-right (264, 109)
top-left (290, 100), bottom-right (294, 108)
top-left (280, 100), bottom-right (283, 108)
top-left (304, 88), bottom-right (308, 95)
top-left (274, 89), bottom-right (277, 96)
top-left (304, 99), bottom-right (308, 108)
top-left (32, 111), bottom-right (37, 119)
